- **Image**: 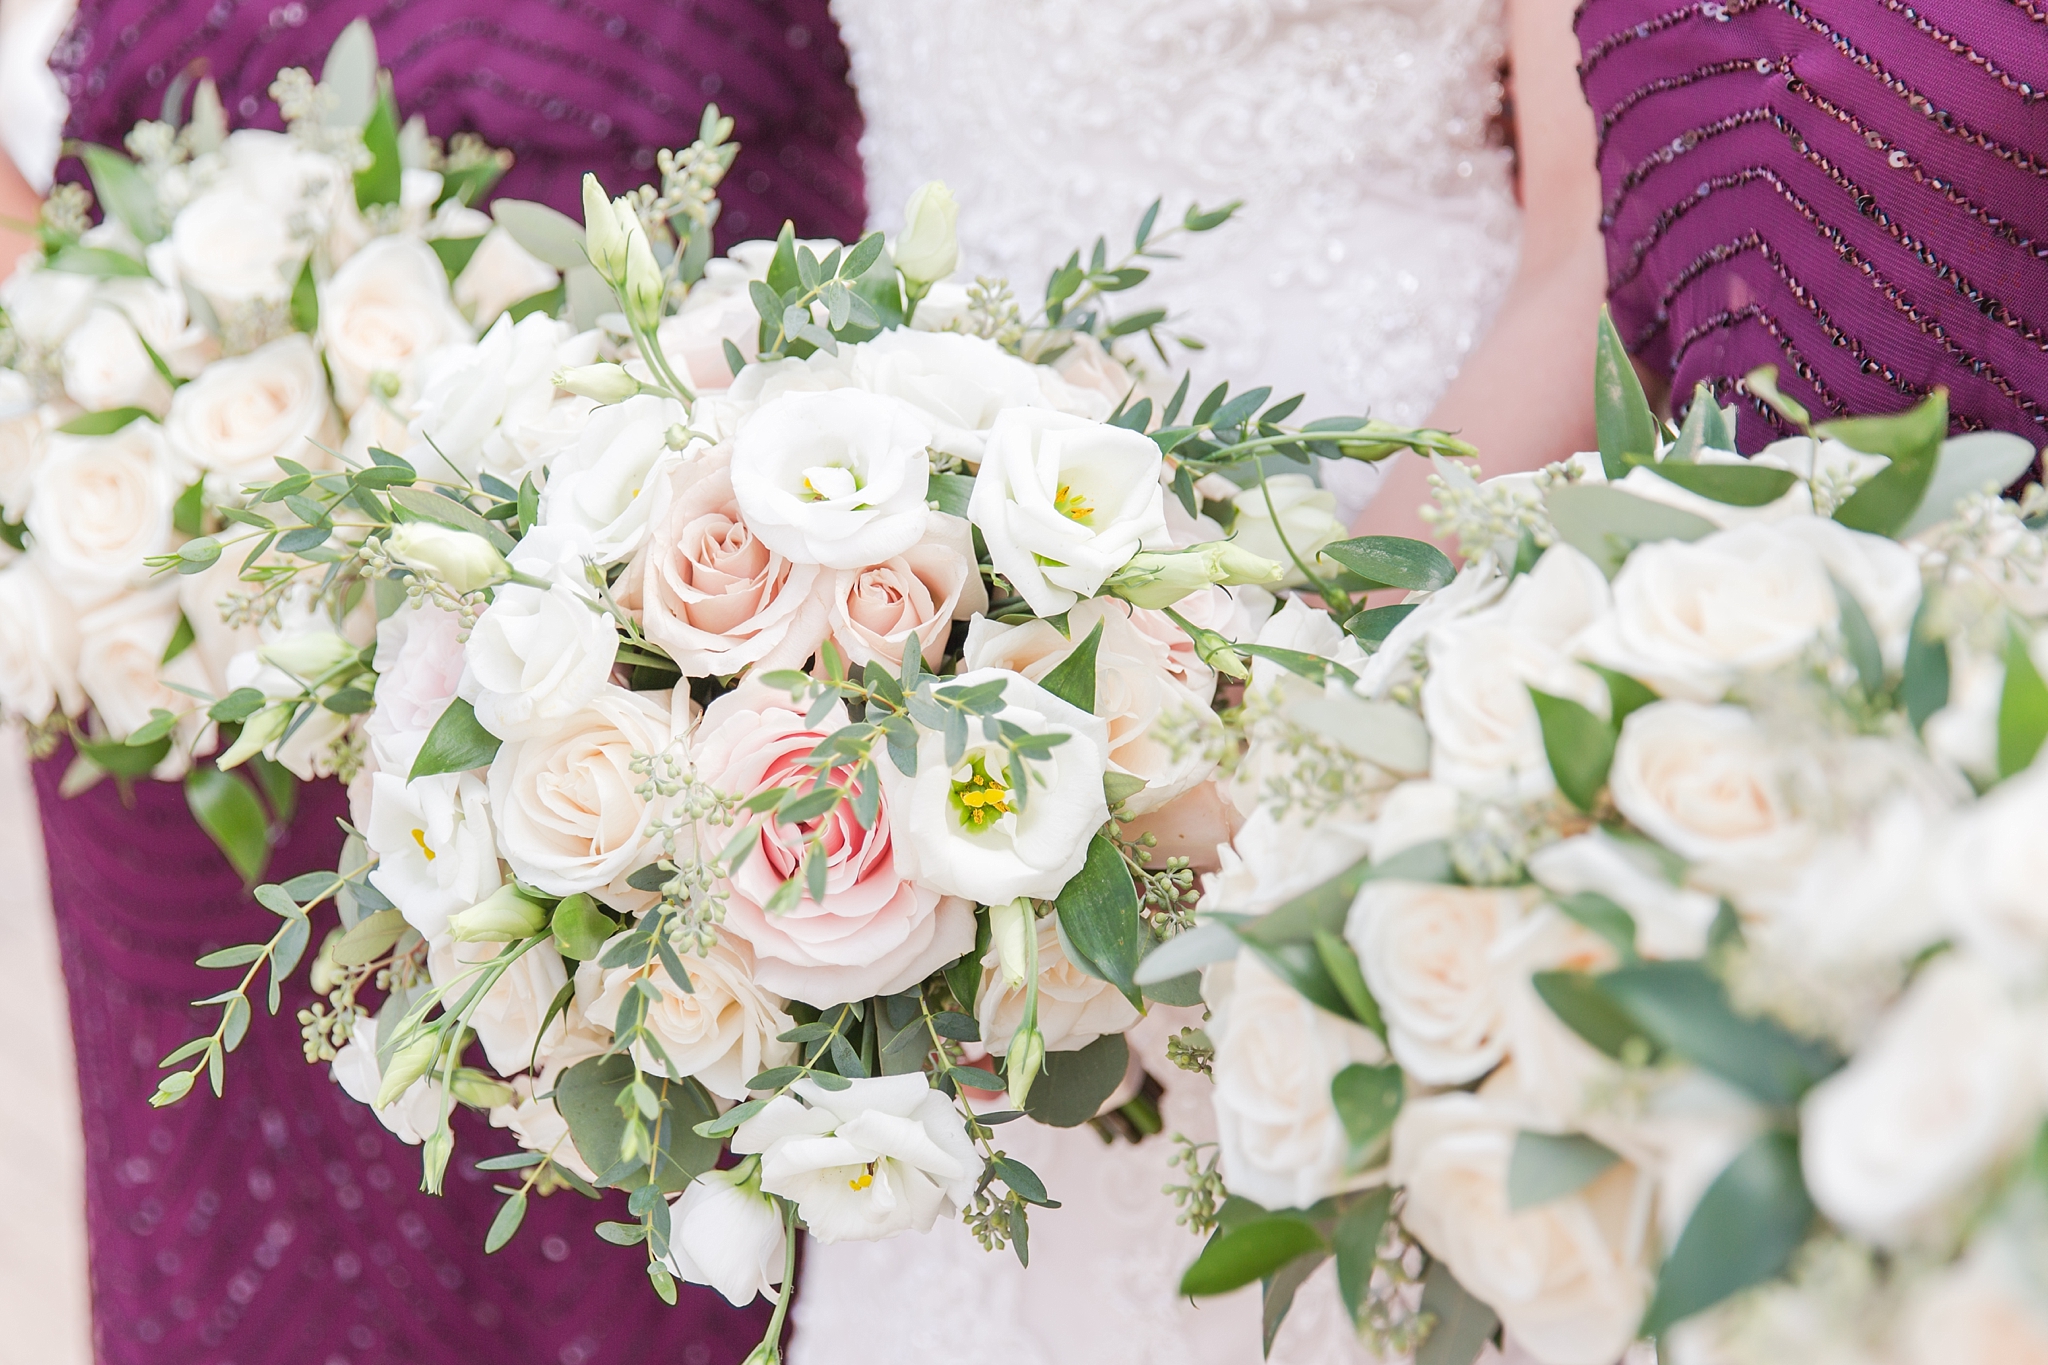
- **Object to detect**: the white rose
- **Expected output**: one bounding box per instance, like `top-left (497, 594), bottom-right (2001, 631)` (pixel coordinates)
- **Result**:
top-left (1580, 523), bottom-right (1838, 702)
top-left (1227, 474), bottom-right (1347, 588)
top-left (486, 686), bottom-right (674, 901)
top-left (1392, 1085), bottom-right (1652, 1365)
top-left (975, 917), bottom-right (1141, 1055)
top-left (1206, 952), bottom-right (1388, 1209)
top-left (1609, 701), bottom-right (1814, 879)
top-left (1527, 830), bottom-right (1721, 961)
top-left (331, 1016), bottom-right (442, 1145)
top-left (408, 311), bottom-right (599, 487)
top-left (0, 262), bottom-right (93, 348)
top-left (537, 393), bottom-right (687, 565)
top-left (364, 771), bottom-right (501, 939)
top-left (850, 330), bottom-right (1056, 462)
top-left (167, 185), bottom-right (308, 307)
top-left (730, 1074), bottom-right (977, 1243)
top-left (968, 408), bottom-right (1167, 616)
top-left (0, 558), bottom-right (83, 721)
top-left (825, 512), bottom-right (984, 671)
top-left (1934, 763), bottom-right (2048, 975)
top-left (463, 532), bottom-right (620, 741)
top-left (361, 602), bottom-right (469, 775)
top-left (1899, 1233), bottom-right (2048, 1365)
top-left (75, 586), bottom-right (214, 773)
top-left (60, 279), bottom-right (209, 415)
top-left (319, 235), bottom-right (472, 416)
top-left (1204, 806), bottom-right (1375, 916)
top-left (26, 420), bottom-right (178, 605)
top-left (452, 227), bottom-right (558, 327)
top-left (878, 667), bottom-right (1111, 904)
top-left (164, 333), bottom-right (336, 482)
top-left (1347, 879), bottom-right (1533, 1085)
top-left (894, 180), bottom-right (960, 285)
top-left (1368, 779), bottom-right (1459, 863)
top-left (664, 1166), bottom-right (788, 1307)
top-left (0, 371), bottom-right (50, 518)
top-left (1424, 544), bottom-right (1612, 801)
top-left (1776, 517), bottom-right (1921, 669)
top-left (1800, 955), bottom-right (2038, 1247)
top-left (657, 288), bottom-right (756, 395)
top-left (427, 932), bottom-right (570, 1076)
top-left (574, 931), bottom-right (796, 1102)
top-left (731, 389), bottom-right (934, 570)
top-left (962, 596), bottom-right (1220, 815)
top-left (1049, 333), bottom-right (1131, 412)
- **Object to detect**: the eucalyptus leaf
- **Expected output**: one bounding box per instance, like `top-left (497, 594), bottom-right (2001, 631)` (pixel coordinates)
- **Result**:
top-left (1600, 961), bottom-right (1840, 1105)
top-left (184, 766), bottom-right (269, 884)
top-left (1039, 620), bottom-right (1104, 714)
top-left (2000, 630), bottom-right (2048, 780)
top-left (1641, 1132), bottom-right (1814, 1336)
top-left (1416, 1258), bottom-right (1501, 1365)
top-left (1053, 834), bottom-right (1143, 1001)
top-left (1508, 1131), bottom-right (1621, 1211)
top-left (1826, 388), bottom-right (1949, 537)
top-left (1179, 1216), bottom-right (1328, 1297)
top-left (491, 198), bottom-right (589, 271)
top-left (1545, 483), bottom-right (1715, 578)
top-left (409, 698), bottom-right (502, 780)
top-left (1594, 307), bottom-right (1658, 480)
top-left (1021, 1032), bottom-right (1129, 1128)
top-left (1642, 460), bottom-right (1798, 507)
top-left (1900, 430), bottom-right (2039, 538)
top-left (1528, 687), bottom-right (1614, 813)
top-left (1329, 1063), bottom-right (1402, 1167)
top-left (1317, 536), bottom-right (1454, 591)
top-left (1134, 920), bottom-right (1238, 985)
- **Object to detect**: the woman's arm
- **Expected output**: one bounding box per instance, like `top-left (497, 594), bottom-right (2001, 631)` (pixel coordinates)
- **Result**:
top-left (1352, 0), bottom-right (1604, 541)
top-left (0, 146), bottom-right (42, 279)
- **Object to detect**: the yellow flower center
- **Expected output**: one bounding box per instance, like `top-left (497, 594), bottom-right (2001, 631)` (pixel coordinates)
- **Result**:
top-left (847, 1167), bottom-right (875, 1192)
top-left (949, 755), bottom-right (1014, 831)
top-left (410, 828), bottom-right (436, 862)
top-left (1054, 482), bottom-right (1094, 525)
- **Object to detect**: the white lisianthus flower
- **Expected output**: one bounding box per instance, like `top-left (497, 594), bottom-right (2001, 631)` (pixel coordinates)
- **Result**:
top-left (1800, 955), bottom-right (2038, 1248)
top-left (974, 917), bottom-right (1141, 1056)
top-left (1608, 701), bottom-right (1815, 882)
top-left (361, 602), bottom-right (467, 775)
top-left (452, 227), bottom-right (559, 327)
top-left (463, 531), bottom-right (619, 741)
top-left (1226, 474), bottom-right (1347, 588)
top-left (1578, 522), bottom-right (1838, 702)
top-left (331, 1016), bottom-right (442, 1145)
top-left (850, 330), bottom-right (1055, 462)
top-left (664, 1166), bottom-right (788, 1307)
top-left (0, 559), bottom-right (84, 722)
top-left (731, 389), bottom-right (935, 569)
top-left (878, 667), bottom-right (1111, 904)
top-left (1206, 952), bottom-right (1388, 1210)
top-left (1392, 1084), bottom-right (1652, 1365)
top-left (574, 932), bottom-right (797, 1103)
top-left (319, 235), bottom-right (473, 417)
top-left (969, 408), bottom-right (1168, 616)
top-left (426, 932), bottom-right (570, 1077)
top-left (0, 264), bottom-right (93, 350)
top-left (536, 393), bottom-right (687, 564)
top-left (364, 771), bottom-right (501, 939)
top-left (485, 686), bottom-right (674, 901)
top-left (730, 1075), bottom-right (977, 1243)
top-left (164, 333), bottom-right (336, 483)
top-left (26, 420), bottom-right (179, 606)
top-left (408, 311), bottom-right (599, 488)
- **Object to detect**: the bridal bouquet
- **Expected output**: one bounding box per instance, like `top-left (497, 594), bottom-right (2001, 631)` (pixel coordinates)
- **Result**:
top-left (142, 113), bottom-right (1467, 1357)
top-left (0, 22), bottom-right (550, 875)
top-left (1153, 335), bottom-right (2048, 1365)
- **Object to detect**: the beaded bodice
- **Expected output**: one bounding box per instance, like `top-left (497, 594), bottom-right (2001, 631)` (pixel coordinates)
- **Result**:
top-left (830, 0), bottom-right (1522, 521)
top-left (1578, 0), bottom-right (2048, 451)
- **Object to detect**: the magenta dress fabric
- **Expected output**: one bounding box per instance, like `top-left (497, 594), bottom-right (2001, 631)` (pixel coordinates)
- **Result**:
top-left (49, 0), bottom-right (866, 239)
top-left (1576, 0), bottom-right (2048, 451)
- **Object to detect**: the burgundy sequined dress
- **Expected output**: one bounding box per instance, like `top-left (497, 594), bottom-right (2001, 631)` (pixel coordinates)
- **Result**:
top-left (1576, 0), bottom-right (2048, 451)
top-left (33, 6), bottom-right (862, 1363)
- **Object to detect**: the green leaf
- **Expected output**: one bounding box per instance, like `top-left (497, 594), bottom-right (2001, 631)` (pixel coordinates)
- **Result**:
top-left (1334, 1189), bottom-right (1395, 1328)
top-left (1553, 891), bottom-right (1638, 962)
top-left (550, 893), bottom-right (617, 961)
top-left (595, 1220), bottom-right (647, 1246)
top-left (171, 479), bottom-right (206, 537)
top-left (209, 687), bottom-right (267, 723)
top-left (1053, 834), bottom-right (1143, 1001)
top-left (1329, 1063), bottom-right (1403, 1167)
top-left (1901, 430), bottom-right (2039, 538)
top-left (79, 144), bottom-right (163, 243)
top-left (1021, 1032), bottom-right (1130, 1128)
top-left (1833, 581), bottom-right (1884, 697)
top-left (331, 908), bottom-right (406, 967)
top-left (185, 766), bottom-right (270, 884)
top-left (1589, 664), bottom-right (1658, 726)
top-left (1039, 620), bottom-right (1104, 714)
top-left (57, 406), bottom-right (151, 436)
top-left (196, 943), bottom-right (266, 969)
top-left (1317, 536), bottom-right (1455, 591)
top-left (1600, 961), bottom-right (1841, 1106)
top-left (1528, 687), bottom-right (1614, 813)
top-left (1594, 306), bottom-right (1658, 480)
top-left (1642, 460), bottom-right (1799, 507)
top-left (482, 1191), bottom-right (527, 1253)
top-left (289, 256), bottom-right (320, 335)
top-left (319, 18), bottom-right (379, 127)
top-left (429, 234), bottom-right (486, 281)
top-left (1642, 1132), bottom-right (1814, 1336)
top-left (1826, 388), bottom-right (1949, 537)
top-left (47, 244), bottom-right (152, 278)
top-left (557, 1055), bottom-right (721, 1192)
top-left (1508, 1130), bottom-right (1621, 1211)
top-left (1545, 484), bottom-right (1716, 578)
top-left (1180, 1217), bottom-right (1328, 1297)
top-left (1312, 931), bottom-right (1383, 1036)
top-left (693, 1098), bottom-right (766, 1138)
top-left (1532, 970), bottom-right (1657, 1061)
top-left (1345, 603), bottom-right (1418, 651)
top-left (386, 485), bottom-right (516, 552)
top-left (408, 698), bottom-right (502, 780)
top-left (929, 472), bottom-right (974, 518)
top-left (1999, 630), bottom-right (2048, 779)
top-left (353, 90), bottom-right (403, 209)
top-left (1262, 1249), bottom-right (1330, 1356)
top-left (1668, 383), bottom-right (1737, 460)
top-left (490, 198), bottom-right (588, 271)
top-left (1902, 593), bottom-right (1949, 732)
top-left (1416, 1258), bottom-right (1501, 1365)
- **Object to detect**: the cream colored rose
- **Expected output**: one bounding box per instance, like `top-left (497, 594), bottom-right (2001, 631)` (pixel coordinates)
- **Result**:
top-left (1609, 701), bottom-right (1813, 879)
top-left (1527, 830), bottom-right (1721, 962)
top-left (0, 558), bottom-right (83, 722)
top-left (1801, 955), bottom-right (2038, 1247)
top-left (1346, 879), bottom-right (1533, 1085)
top-left (617, 447), bottom-right (829, 677)
top-left (975, 918), bottom-right (1140, 1056)
top-left (76, 586), bottom-right (215, 775)
top-left (426, 933), bottom-right (571, 1077)
top-left (1206, 952), bottom-right (1388, 1210)
top-left (1935, 762), bottom-right (2048, 974)
top-left (165, 333), bottom-right (337, 483)
top-left (60, 279), bottom-right (209, 415)
top-left (1900, 1235), bottom-right (2048, 1365)
top-left (25, 420), bottom-right (178, 605)
top-left (1392, 1085), bottom-right (1652, 1365)
top-left (962, 596), bottom-right (1221, 815)
top-left (575, 931), bottom-right (797, 1102)
top-left (0, 371), bottom-right (50, 519)
top-left (319, 235), bottom-right (472, 416)
top-left (452, 227), bottom-right (559, 327)
top-left (825, 513), bottom-right (984, 672)
top-left (486, 686), bottom-right (676, 904)
top-left (167, 185), bottom-right (308, 307)
top-left (1049, 333), bottom-right (1131, 411)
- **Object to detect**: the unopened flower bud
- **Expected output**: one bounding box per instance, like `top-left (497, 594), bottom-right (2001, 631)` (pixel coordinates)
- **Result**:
top-left (623, 216), bottom-right (665, 330)
top-left (1005, 1025), bottom-right (1046, 1111)
top-left (384, 523), bottom-right (512, 595)
top-left (1162, 608), bottom-right (1251, 682)
top-left (376, 1028), bottom-right (441, 1109)
top-left (449, 882), bottom-right (551, 942)
top-left (216, 701), bottom-right (291, 770)
top-left (448, 1067), bottom-right (517, 1109)
top-left (894, 181), bottom-right (959, 286)
top-left (1105, 544), bottom-right (1284, 610)
top-left (581, 173), bottom-right (628, 283)
top-left (555, 363), bottom-right (644, 405)
top-left (989, 898), bottom-right (1034, 991)
top-left (258, 628), bottom-right (357, 681)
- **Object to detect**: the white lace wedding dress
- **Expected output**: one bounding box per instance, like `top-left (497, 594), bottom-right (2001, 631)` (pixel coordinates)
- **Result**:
top-left (792, 3), bottom-right (1523, 1361)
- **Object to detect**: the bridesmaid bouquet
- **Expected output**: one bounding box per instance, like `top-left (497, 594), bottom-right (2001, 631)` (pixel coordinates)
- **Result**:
top-left (1156, 335), bottom-right (2048, 1365)
top-left (0, 22), bottom-right (552, 876)
top-left (144, 115), bottom-right (1466, 1357)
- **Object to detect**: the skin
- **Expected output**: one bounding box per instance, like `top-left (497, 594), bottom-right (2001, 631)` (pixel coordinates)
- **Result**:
top-left (1352, 0), bottom-right (1606, 545)
top-left (0, 144), bottom-right (40, 279)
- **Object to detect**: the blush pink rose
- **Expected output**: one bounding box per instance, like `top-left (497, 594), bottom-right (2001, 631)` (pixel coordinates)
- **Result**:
top-left (697, 694), bottom-right (975, 1007)
top-left (825, 513), bottom-right (985, 671)
top-left (619, 448), bottom-right (829, 677)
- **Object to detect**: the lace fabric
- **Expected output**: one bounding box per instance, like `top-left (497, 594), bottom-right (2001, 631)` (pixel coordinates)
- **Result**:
top-left (830, 0), bottom-right (1522, 522)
